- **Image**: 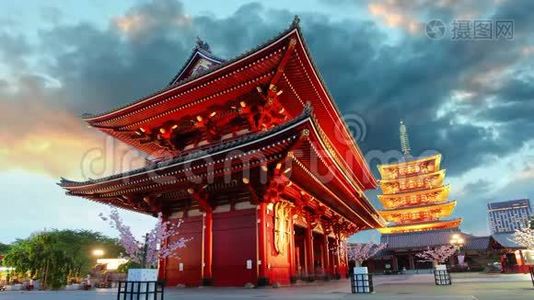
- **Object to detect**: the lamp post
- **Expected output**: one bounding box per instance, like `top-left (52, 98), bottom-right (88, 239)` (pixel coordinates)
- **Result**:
top-left (449, 234), bottom-right (465, 267)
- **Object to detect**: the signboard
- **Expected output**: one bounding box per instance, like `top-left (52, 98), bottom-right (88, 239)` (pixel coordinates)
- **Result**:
top-left (352, 267), bottom-right (371, 293)
top-left (127, 268), bottom-right (158, 281)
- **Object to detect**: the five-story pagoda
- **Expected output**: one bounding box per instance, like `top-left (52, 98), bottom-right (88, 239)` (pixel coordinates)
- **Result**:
top-left (377, 121), bottom-right (462, 234)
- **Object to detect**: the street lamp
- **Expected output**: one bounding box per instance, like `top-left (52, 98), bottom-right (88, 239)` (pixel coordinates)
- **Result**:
top-left (92, 249), bottom-right (105, 257)
top-left (449, 234), bottom-right (465, 251)
top-left (449, 234), bottom-right (465, 268)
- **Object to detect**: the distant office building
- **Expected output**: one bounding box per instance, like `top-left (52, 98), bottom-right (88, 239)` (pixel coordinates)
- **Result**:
top-left (488, 199), bottom-right (532, 233)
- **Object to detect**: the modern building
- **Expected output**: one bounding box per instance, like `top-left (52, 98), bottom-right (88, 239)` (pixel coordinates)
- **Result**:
top-left (59, 17), bottom-right (385, 287)
top-left (488, 199), bottom-right (532, 233)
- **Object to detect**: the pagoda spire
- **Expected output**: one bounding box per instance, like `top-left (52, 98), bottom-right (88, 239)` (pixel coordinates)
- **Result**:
top-left (399, 120), bottom-right (412, 159)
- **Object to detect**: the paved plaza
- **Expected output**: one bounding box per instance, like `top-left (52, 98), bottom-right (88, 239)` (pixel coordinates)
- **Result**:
top-left (0, 273), bottom-right (532, 300)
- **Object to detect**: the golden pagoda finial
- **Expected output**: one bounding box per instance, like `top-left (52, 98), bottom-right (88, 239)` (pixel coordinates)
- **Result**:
top-left (399, 120), bottom-right (412, 159)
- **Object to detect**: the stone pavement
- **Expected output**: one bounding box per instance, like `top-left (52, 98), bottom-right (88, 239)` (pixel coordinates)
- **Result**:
top-left (0, 273), bottom-right (532, 300)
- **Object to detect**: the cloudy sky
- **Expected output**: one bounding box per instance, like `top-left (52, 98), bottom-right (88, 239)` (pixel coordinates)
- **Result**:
top-left (1, 0), bottom-right (533, 243)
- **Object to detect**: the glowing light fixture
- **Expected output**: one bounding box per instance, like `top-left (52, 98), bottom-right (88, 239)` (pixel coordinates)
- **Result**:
top-left (92, 249), bottom-right (105, 257)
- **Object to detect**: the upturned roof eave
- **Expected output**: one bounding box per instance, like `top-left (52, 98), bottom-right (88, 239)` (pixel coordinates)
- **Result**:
top-left (380, 200), bottom-right (456, 214)
top-left (59, 108), bottom-right (312, 190)
top-left (378, 218), bottom-right (463, 234)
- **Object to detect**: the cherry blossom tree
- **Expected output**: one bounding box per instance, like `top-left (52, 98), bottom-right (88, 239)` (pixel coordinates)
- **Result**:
top-left (99, 209), bottom-right (190, 268)
top-left (512, 227), bottom-right (534, 249)
top-left (347, 242), bottom-right (387, 266)
top-left (416, 245), bottom-right (456, 266)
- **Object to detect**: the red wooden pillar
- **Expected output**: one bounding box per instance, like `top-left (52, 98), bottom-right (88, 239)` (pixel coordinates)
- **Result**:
top-left (322, 233), bottom-right (330, 277)
top-left (305, 225), bottom-right (314, 279)
top-left (202, 211), bottom-right (213, 284)
top-left (334, 237), bottom-right (341, 277)
top-left (289, 212), bottom-right (297, 281)
top-left (257, 202), bottom-right (269, 285)
top-left (188, 188), bottom-right (212, 285)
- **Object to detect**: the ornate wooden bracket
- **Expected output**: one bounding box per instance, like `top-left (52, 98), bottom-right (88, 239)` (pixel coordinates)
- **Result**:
top-left (193, 113), bottom-right (220, 144)
top-left (320, 218), bottom-right (333, 235)
top-left (120, 194), bottom-right (149, 212)
top-left (243, 162), bottom-right (291, 205)
top-left (122, 39), bottom-right (299, 153)
top-left (253, 84), bottom-right (288, 131)
top-left (304, 209), bottom-right (318, 229)
top-left (142, 194), bottom-right (163, 214)
top-left (187, 186), bottom-right (212, 213)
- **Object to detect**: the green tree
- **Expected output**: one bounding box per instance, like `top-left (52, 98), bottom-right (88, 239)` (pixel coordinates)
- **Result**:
top-left (3, 230), bottom-right (123, 289)
top-left (0, 243), bottom-right (10, 255)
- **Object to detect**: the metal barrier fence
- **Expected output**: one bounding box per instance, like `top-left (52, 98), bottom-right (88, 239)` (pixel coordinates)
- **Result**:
top-left (433, 270), bottom-right (452, 286)
top-left (350, 273), bottom-right (373, 293)
top-left (117, 281), bottom-right (165, 300)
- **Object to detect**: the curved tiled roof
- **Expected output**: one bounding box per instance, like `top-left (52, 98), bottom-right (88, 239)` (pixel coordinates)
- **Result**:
top-left (379, 230), bottom-right (518, 251)
top-left (491, 232), bottom-right (524, 249)
top-left (380, 229), bottom-right (462, 249)
top-left (83, 17), bottom-right (301, 121)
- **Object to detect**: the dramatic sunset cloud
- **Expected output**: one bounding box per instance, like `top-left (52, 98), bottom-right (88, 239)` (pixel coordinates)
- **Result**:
top-left (367, 2), bottom-right (421, 33)
top-left (0, 75), bottom-right (145, 179)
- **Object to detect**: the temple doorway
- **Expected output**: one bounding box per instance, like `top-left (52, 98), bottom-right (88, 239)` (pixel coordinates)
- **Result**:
top-left (313, 232), bottom-right (324, 276)
top-left (397, 254), bottom-right (411, 270)
top-left (294, 226), bottom-right (307, 279)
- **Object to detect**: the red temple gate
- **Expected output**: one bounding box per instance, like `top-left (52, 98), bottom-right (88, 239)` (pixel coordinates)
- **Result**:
top-left (60, 17), bottom-right (385, 286)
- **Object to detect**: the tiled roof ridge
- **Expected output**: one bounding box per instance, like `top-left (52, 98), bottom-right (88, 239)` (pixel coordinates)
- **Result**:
top-left (167, 41), bottom-right (226, 86)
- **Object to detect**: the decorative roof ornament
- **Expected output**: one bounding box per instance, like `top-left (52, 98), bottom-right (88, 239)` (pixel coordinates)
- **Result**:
top-left (195, 36), bottom-right (211, 52)
top-left (291, 15), bottom-right (300, 28)
top-left (399, 120), bottom-right (412, 160)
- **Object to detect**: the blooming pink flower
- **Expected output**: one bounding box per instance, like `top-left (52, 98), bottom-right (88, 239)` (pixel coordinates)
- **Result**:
top-left (416, 245), bottom-right (456, 264)
top-left (346, 242), bottom-right (387, 265)
top-left (101, 209), bottom-right (191, 268)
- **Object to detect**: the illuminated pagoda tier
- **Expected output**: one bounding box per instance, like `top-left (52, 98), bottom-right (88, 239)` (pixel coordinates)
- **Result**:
top-left (59, 17), bottom-right (384, 287)
top-left (376, 121), bottom-right (462, 234)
